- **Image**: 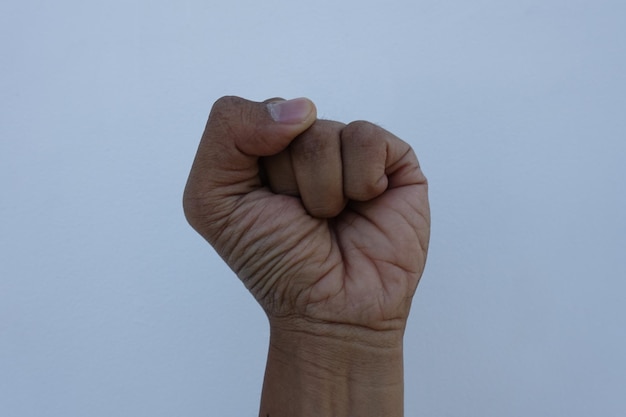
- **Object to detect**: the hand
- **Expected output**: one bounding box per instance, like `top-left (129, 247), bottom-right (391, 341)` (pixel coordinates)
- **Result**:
top-left (184, 96), bottom-right (430, 342)
top-left (184, 96), bottom-right (430, 416)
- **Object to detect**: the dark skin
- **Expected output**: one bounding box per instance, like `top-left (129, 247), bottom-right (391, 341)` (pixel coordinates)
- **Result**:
top-left (184, 96), bottom-right (430, 416)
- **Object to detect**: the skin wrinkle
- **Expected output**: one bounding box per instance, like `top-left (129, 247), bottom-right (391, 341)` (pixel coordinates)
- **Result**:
top-left (268, 344), bottom-right (348, 385)
top-left (184, 195), bottom-right (237, 248)
top-left (205, 156), bottom-right (259, 189)
top-left (237, 206), bottom-right (299, 298)
top-left (354, 265), bottom-right (406, 323)
top-left (271, 315), bottom-right (404, 347)
top-left (400, 198), bottom-right (430, 257)
top-left (289, 232), bottom-right (336, 308)
top-left (345, 207), bottom-right (398, 256)
top-left (393, 184), bottom-right (430, 255)
top-left (292, 249), bottom-right (337, 299)
top-left (263, 250), bottom-right (313, 315)
top-left (185, 178), bottom-right (256, 236)
top-left (297, 262), bottom-right (345, 315)
top-left (334, 209), bottom-right (419, 324)
top-left (311, 219), bottom-right (350, 304)
top-left (313, 247), bottom-right (394, 328)
top-left (223, 195), bottom-right (297, 295)
top-left (240, 238), bottom-right (281, 298)
top-left (268, 334), bottom-right (399, 380)
top-left (386, 202), bottom-right (425, 262)
top-left (223, 199), bottom-right (265, 268)
top-left (243, 201), bottom-right (339, 315)
top-left (379, 190), bottom-right (426, 252)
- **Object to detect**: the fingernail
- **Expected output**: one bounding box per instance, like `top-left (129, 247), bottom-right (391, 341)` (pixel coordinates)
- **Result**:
top-left (267, 98), bottom-right (314, 124)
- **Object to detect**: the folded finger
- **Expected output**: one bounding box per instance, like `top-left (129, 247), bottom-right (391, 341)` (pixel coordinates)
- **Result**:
top-left (291, 120), bottom-right (346, 218)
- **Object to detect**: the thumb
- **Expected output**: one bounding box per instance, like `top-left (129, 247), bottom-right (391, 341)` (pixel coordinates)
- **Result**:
top-left (209, 95), bottom-right (317, 156)
top-left (184, 95), bottom-right (316, 226)
top-left (195, 95), bottom-right (315, 184)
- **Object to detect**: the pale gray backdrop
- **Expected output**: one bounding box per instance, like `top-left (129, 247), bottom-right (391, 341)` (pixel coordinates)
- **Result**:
top-left (1, 0), bottom-right (625, 416)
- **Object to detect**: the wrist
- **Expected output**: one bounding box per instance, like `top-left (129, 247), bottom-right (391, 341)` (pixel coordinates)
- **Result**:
top-left (260, 318), bottom-right (405, 417)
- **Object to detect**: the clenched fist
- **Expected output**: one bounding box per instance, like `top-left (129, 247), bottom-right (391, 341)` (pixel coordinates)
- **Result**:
top-left (183, 96), bottom-right (430, 417)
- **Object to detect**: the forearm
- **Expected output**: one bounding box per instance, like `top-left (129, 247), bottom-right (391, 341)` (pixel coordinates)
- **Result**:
top-left (259, 323), bottom-right (405, 417)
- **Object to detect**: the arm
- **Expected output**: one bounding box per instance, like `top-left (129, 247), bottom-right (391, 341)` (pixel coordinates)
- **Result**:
top-left (183, 96), bottom-right (430, 417)
top-left (261, 321), bottom-right (404, 416)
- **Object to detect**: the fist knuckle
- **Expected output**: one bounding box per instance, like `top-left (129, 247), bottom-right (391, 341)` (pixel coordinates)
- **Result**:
top-left (294, 133), bottom-right (326, 158)
top-left (210, 96), bottom-right (254, 133)
top-left (212, 95), bottom-right (243, 112)
top-left (344, 120), bottom-right (376, 139)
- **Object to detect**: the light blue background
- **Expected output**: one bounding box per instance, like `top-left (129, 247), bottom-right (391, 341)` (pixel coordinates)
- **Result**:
top-left (2, 0), bottom-right (625, 415)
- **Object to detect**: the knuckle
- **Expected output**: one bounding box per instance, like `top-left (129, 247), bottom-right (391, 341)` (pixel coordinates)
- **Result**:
top-left (343, 120), bottom-right (376, 140)
top-left (292, 120), bottom-right (343, 159)
top-left (293, 131), bottom-right (326, 157)
top-left (209, 95), bottom-right (250, 130)
top-left (212, 95), bottom-right (243, 112)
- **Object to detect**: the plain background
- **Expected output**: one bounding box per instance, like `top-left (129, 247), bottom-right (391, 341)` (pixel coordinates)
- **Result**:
top-left (2, 0), bottom-right (625, 415)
